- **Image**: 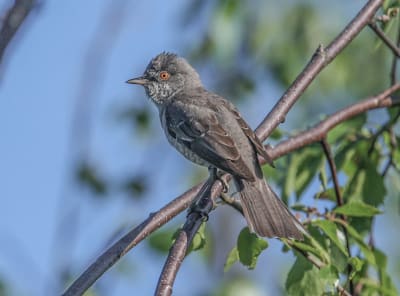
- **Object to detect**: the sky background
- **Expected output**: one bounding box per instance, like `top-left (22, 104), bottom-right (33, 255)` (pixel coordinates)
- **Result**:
top-left (1, 0), bottom-right (399, 295)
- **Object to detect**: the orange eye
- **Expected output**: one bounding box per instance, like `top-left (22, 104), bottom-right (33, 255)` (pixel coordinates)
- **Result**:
top-left (159, 71), bottom-right (170, 80)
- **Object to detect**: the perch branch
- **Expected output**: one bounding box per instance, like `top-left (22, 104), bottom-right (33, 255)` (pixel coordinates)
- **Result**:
top-left (61, 183), bottom-right (204, 296)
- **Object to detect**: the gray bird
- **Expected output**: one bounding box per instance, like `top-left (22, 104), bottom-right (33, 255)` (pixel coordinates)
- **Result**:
top-left (127, 52), bottom-right (303, 239)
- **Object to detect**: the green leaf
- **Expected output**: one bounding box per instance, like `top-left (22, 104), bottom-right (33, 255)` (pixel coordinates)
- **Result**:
top-left (362, 163), bottom-right (387, 206)
top-left (334, 201), bottom-right (382, 217)
top-left (224, 247), bottom-right (239, 272)
top-left (336, 221), bottom-right (376, 266)
top-left (328, 243), bottom-right (349, 273)
top-left (319, 265), bottom-right (340, 293)
top-left (315, 187), bottom-right (337, 202)
top-left (269, 128), bottom-right (283, 140)
top-left (187, 222), bottom-right (207, 253)
top-left (286, 255), bottom-right (324, 296)
top-left (284, 146), bottom-right (324, 200)
top-left (318, 166), bottom-right (328, 190)
top-left (312, 220), bottom-right (348, 256)
top-left (288, 239), bottom-right (329, 265)
top-left (237, 227), bottom-right (268, 269)
top-left (147, 227), bottom-right (175, 254)
top-left (328, 115), bottom-right (366, 144)
top-left (348, 257), bottom-right (364, 280)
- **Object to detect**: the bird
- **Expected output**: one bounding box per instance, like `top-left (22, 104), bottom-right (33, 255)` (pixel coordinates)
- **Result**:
top-left (127, 52), bottom-right (303, 239)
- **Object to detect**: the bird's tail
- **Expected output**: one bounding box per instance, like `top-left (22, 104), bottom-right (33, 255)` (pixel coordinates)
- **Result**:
top-left (236, 177), bottom-right (304, 239)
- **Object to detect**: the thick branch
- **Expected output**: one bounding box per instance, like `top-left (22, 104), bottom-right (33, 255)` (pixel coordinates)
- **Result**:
top-left (255, 0), bottom-right (383, 141)
top-left (155, 180), bottom-right (216, 296)
top-left (62, 183), bottom-right (203, 296)
top-left (0, 0), bottom-right (35, 66)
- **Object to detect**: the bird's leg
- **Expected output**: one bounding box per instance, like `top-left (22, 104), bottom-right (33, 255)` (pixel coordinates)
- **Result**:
top-left (188, 177), bottom-right (214, 221)
top-left (208, 166), bottom-right (229, 193)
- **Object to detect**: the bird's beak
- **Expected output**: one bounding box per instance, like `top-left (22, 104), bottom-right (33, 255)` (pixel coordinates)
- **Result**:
top-left (126, 76), bottom-right (148, 85)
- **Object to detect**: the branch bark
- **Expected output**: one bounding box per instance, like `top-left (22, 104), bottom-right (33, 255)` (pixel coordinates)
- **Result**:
top-left (61, 183), bottom-right (203, 296)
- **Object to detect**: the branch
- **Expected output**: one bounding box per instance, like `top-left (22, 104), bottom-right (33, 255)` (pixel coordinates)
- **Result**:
top-left (255, 0), bottom-right (384, 141)
top-left (267, 84), bottom-right (400, 160)
top-left (0, 0), bottom-right (35, 66)
top-left (321, 139), bottom-right (344, 207)
top-left (390, 20), bottom-right (400, 84)
top-left (368, 21), bottom-right (400, 57)
top-left (155, 180), bottom-right (216, 296)
top-left (61, 183), bottom-right (204, 296)
top-left (321, 138), bottom-right (354, 294)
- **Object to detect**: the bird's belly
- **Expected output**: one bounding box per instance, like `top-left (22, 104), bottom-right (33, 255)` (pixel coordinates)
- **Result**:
top-left (169, 136), bottom-right (210, 167)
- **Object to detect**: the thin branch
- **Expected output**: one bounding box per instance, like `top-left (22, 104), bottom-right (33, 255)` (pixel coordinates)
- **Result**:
top-left (61, 183), bottom-right (204, 296)
top-left (368, 21), bottom-right (400, 57)
top-left (0, 0), bottom-right (35, 67)
top-left (267, 85), bottom-right (400, 160)
top-left (390, 19), bottom-right (400, 84)
top-left (321, 138), bottom-right (354, 294)
top-left (321, 139), bottom-right (344, 206)
top-left (255, 0), bottom-right (384, 141)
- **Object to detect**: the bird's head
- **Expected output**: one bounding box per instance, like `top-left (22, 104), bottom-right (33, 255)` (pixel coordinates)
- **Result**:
top-left (127, 52), bottom-right (202, 106)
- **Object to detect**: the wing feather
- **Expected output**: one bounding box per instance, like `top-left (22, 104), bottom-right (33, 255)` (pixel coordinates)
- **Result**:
top-left (164, 102), bottom-right (255, 180)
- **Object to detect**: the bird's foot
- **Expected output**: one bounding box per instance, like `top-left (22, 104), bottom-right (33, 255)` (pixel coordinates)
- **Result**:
top-left (188, 195), bottom-right (214, 221)
top-left (208, 167), bottom-right (229, 193)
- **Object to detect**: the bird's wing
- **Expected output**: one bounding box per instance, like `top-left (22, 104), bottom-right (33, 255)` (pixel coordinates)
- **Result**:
top-left (221, 100), bottom-right (274, 165)
top-left (164, 102), bottom-right (255, 181)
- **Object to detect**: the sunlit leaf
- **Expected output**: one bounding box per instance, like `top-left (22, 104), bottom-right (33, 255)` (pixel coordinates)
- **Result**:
top-left (187, 222), bottom-right (207, 254)
top-left (286, 255), bottom-right (324, 296)
top-left (348, 257), bottom-right (364, 280)
top-left (237, 227), bottom-right (268, 269)
top-left (312, 220), bottom-right (348, 256)
top-left (224, 247), bottom-right (239, 272)
top-left (334, 201), bottom-right (382, 217)
top-left (284, 146), bottom-right (324, 201)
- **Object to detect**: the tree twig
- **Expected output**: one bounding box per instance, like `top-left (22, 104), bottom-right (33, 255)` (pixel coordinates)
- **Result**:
top-left (321, 138), bottom-right (353, 294)
top-left (390, 19), bottom-right (400, 84)
top-left (368, 21), bottom-right (400, 58)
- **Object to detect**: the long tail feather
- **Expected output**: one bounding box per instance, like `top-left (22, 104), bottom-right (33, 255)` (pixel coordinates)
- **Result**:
top-left (237, 177), bottom-right (304, 239)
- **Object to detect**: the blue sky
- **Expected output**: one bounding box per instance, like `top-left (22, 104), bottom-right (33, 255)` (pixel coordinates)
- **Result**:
top-left (1, 1), bottom-right (399, 295)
